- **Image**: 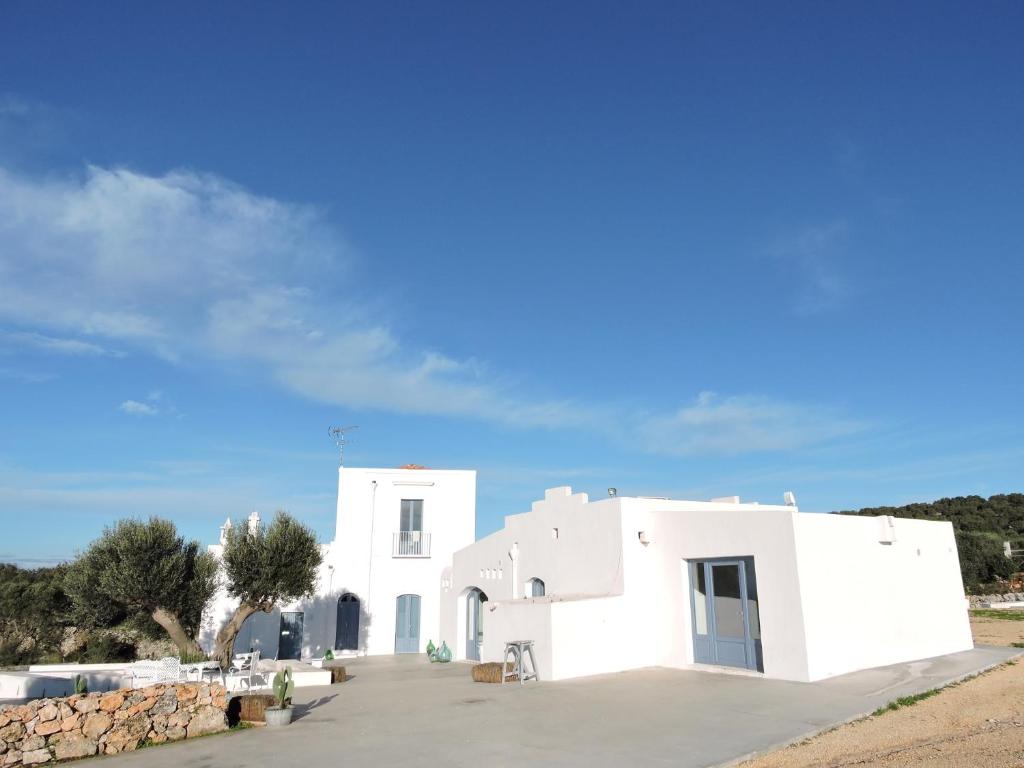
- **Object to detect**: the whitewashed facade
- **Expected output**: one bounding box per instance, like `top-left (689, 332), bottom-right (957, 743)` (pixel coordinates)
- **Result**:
top-left (202, 466), bottom-right (973, 683)
top-left (200, 466), bottom-right (476, 660)
top-left (439, 486), bottom-right (974, 682)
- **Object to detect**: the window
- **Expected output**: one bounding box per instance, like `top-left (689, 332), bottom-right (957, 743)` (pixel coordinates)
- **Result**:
top-left (527, 578), bottom-right (545, 597)
top-left (400, 499), bottom-right (423, 532)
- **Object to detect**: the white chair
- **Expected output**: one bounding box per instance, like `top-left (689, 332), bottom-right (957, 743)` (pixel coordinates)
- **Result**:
top-left (225, 650), bottom-right (261, 691)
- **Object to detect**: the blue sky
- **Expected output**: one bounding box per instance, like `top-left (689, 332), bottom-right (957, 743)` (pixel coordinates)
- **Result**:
top-left (1, 2), bottom-right (1022, 565)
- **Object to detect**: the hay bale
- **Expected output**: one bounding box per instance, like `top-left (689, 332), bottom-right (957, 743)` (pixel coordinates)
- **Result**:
top-left (471, 662), bottom-right (517, 683)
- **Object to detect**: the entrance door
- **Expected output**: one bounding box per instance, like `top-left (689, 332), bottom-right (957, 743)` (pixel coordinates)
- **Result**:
top-left (395, 594), bottom-right (421, 653)
top-left (689, 558), bottom-right (762, 672)
top-left (278, 611), bottom-right (304, 660)
top-left (466, 588), bottom-right (487, 661)
top-left (336, 594), bottom-right (360, 650)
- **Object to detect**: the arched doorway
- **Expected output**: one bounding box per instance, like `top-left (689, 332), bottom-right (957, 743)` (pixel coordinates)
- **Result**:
top-left (336, 594), bottom-right (360, 651)
top-left (466, 588), bottom-right (488, 661)
top-left (526, 578), bottom-right (545, 597)
top-left (395, 594), bottom-right (421, 653)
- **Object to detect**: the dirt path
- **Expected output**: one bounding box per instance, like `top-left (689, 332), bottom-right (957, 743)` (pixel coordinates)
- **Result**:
top-left (969, 613), bottom-right (1024, 647)
top-left (738, 615), bottom-right (1024, 768)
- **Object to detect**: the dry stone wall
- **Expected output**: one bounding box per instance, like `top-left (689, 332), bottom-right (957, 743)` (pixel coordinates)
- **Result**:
top-left (968, 593), bottom-right (1024, 607)
top-left (0, 682), bottom-right (228, 766)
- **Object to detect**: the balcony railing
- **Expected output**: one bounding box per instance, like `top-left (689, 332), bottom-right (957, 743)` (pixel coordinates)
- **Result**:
top-left (393, 531), bottom-right (431, 558)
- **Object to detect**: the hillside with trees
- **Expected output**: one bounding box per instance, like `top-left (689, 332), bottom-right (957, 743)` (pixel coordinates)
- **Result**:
top-left (838, 493), bottom-right (1024, 591)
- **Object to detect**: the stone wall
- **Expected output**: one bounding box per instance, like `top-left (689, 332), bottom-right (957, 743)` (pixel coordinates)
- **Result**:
top-left (0, 682), bottom-right (228, 766)
top-left (968, 593), bottom-right (1024, 608)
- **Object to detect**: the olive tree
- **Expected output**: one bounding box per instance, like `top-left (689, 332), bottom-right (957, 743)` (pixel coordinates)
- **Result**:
top-left (212, 511), bottom-right (322, 668)
top-left (65, 518), bottom-right (217, 658)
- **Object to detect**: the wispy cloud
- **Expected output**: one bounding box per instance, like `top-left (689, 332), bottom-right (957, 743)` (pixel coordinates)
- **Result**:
top-left (636, 391), bottom-right (864, 456)
top-left (117, 389), bottom-right (178, 418)
top-left (0, 94), bottom-right (33, 118)
top-left (2, 331), bottom-right (122, 357)
top-left (0, 163), bottom-right (863, 456)
top-left (771, 221), bottom-right (852, 314)
top-left (119, 399), bottom-right (158, 416)
top-left (0, 367), bottom-right (55, 383)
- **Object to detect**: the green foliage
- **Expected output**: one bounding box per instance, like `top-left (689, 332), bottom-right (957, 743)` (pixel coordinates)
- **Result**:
top-left (64, 520), bottom-right (218, 651)
top-left (970, 609), bottom-right (1024, 621)
top-left (65, 518), bottom-right (217, 632)
top-left (324, 649), bottom-right (334, 660)
top-left (838, 493), bottom-right (1024, 591)
top-left (0, 563), bottom-right (75, 665)
top-left (273, 667), bottom-right (294, 709)
top-left (80, 633), bottom-right (135, 663)
top-left (74, 674), bottom-right (88, 695)
top-left (221, 512), bottom-right (322, 609)
top-left (872, 687), bottom-right (942, 716)
top-left (179, 648), bottom-right (211, 664)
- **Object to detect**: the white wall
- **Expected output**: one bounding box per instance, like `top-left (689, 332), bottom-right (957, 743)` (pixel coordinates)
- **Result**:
top-left (442, 486), bottom-right (972, 684)
top-left (442, 487), bottom-right (626, 662)
top-left (201, 466), bottom-right (476, 660)
top-left (792, 513), bottom-right (973, 680)
top-left (328, 466), bottom-right (476, 656)
top-left (637, 501), bottom-right (813, 681)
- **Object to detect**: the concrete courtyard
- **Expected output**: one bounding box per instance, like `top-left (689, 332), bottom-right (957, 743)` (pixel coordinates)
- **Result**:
top-left (102, 646), bottom-right (1017, 768)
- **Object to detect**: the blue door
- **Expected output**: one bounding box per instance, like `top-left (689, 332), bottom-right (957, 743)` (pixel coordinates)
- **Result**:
top-left (278, 611), bottom-right (304, 661)
top-left (336, 594), bottom-right (360, 650)
top-left (689, 558), bottom-right (762, 672)
top-left (466, 588), bottom-right (487, 661)
top-left (395, 594), bottom-right (421, 653)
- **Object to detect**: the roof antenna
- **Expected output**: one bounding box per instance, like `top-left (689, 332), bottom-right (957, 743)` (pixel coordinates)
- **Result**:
top-left (328, 425), bottom-right (359, 466)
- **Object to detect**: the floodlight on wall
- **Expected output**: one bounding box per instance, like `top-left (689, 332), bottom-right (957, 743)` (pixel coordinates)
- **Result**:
top-left (638, 531), bottom-right (651, 546)
top-left (608, 487), bottom-right (618, 497)
top-left (784, 491), bottom-right (797, 506)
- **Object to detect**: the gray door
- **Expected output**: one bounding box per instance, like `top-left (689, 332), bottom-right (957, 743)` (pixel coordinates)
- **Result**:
top-left (336, 594), bottom-right (359, 650)
top-left (278, 611), bottom-right (304, 660)
top-left (395, 594), bottom-right (421, 653)
top-left (466, 588), bottom-right (486, 661)
top-left (689, 558), bottom-right (762, 672)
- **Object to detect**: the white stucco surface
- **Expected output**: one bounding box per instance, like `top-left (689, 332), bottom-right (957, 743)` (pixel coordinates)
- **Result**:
top-left (442, 486), bottom-right (974, 682)
top-left (202, 466), bottom-right (476, 660)
top-left (202, 465), bottom-right (971, 684)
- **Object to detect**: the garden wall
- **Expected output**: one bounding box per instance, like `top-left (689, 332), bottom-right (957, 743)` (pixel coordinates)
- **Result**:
top-left (0, 681), bottom-right (228, 766)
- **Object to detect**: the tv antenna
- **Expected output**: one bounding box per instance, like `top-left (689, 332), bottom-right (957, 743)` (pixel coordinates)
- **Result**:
top-left (328, 425), bottom-right (359, 466)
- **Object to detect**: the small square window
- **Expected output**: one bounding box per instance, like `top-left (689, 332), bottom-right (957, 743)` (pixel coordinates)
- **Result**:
top-left (551, 527), bottom-right (559, 540)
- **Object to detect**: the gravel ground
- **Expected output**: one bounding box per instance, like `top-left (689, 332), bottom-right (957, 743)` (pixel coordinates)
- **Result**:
top-left (738, 615), bottom-right (1024, 768)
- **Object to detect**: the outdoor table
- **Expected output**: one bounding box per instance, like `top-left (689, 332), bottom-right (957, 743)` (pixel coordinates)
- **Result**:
top-left (182, 660), bottom-right (223, 684)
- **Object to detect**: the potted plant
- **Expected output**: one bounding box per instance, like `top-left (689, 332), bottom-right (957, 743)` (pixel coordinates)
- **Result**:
top-left (264, 667), bottom-right (294, 727)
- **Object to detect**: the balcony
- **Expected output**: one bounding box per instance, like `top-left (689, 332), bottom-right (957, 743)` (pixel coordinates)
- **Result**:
top-left (393, 531), bottom-right (431, 558)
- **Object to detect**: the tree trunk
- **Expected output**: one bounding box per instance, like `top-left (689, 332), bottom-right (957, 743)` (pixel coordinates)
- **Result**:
top-left (151, 607), bottom-right (205, 659)
top-left (212, 602), bottom-right (261, 670)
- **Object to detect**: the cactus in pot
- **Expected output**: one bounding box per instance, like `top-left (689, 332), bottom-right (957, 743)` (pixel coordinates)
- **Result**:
top-left (264, 667), bottom-right (295, 727)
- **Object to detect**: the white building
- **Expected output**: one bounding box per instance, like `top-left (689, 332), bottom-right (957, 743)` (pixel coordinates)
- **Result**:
top-left (201, 465), bottom-right (476, 660)
top-left (439, 486), bottom-right (973, 682)
top-left (202, 466), bottom-right (973, 685)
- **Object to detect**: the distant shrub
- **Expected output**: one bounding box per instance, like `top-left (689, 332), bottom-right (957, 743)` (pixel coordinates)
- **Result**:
top-left (81, 634), bottom-right (135, 663)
